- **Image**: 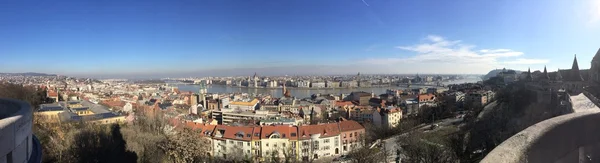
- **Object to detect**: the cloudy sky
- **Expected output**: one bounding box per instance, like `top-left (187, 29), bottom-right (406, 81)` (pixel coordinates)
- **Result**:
top-left (1, 0), bottom-right (600, 78)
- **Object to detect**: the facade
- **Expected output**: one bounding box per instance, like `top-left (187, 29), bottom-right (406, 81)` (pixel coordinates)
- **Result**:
top-left (372, 107), bottom-right (403, 128)
top-left (297, 80), bottom-right (311, 88)
top-left (212, 125), bottom-right (255, 159)
top-left (465, 91), bottom-right (488, 108)
top-left (418, 93), bottom-right (437, 107)
top-left (338, 120), bottom-right (365, 155)
top-left (298, 123), bottom-right (341, 161)
top-left (311, 82), bottom-right (326, 88)
top-left (326, 81), bottom-right (340, 88)
top-left (211, 110), bottom-right (278, 125)
top-left (349, 92), bottom-right (371, 106)
top-left (340, 80), bottom-right (358, 88)
top-left (180, 120), bottom-right (363, 161)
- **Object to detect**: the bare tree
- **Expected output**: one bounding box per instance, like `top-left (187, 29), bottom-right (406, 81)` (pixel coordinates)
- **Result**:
top-left (159, 128), bottom-right (209, 163)
top-left (397, 132), bottom-right (456, 163)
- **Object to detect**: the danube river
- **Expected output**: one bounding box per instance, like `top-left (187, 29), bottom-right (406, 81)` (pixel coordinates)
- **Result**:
top-left (176, 77), bottom-right (481, 98)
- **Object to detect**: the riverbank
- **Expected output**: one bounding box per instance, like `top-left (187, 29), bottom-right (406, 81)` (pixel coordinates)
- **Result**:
top-left (213, 84), bottom-right (442, 90)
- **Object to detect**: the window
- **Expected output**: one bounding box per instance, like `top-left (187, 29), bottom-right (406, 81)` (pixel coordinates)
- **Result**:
top-left (237, 142), bottom-right (243, 147)
top-left (247, 142), bottom-right (250, 146)
top-left (255, 142), bottom-right (260, 146)
top-left (283, 143), bottom-right (286, 147)
top-left (303, 142), bottom-right (309, 146)
top-left (291, 133), bottom-right (297, 137)
top-left (247, 134), bottom-right (251, 137)
top-left (255, 133), bottom-right (260, 137)
top-left (282, 134), bottom-right (286, 138)
top-left (343, 133), bottom-right (346, 138)
top-left (324, 139), bottom-right (330, 143)
top-left (266, 143), bottom-right (269, 147)
top-left (292, 142), bottom-right (297, 148)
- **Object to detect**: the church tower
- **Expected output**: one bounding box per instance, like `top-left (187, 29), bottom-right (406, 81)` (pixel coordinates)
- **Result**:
top-left (253, 72), bottom-right (259, 87)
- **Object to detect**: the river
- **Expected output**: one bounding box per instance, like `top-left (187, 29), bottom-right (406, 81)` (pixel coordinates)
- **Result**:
top-left (175, 77), bottom-right (481, 98)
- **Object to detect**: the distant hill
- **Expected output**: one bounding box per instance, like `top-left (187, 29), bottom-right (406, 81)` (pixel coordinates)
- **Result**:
top-left (483, 69), bottom-right (522, 80)
top-left (0, 72), bottom-right (56, 76)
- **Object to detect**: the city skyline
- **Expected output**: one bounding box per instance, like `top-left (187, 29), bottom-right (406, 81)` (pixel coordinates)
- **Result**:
top-left (1, 0), bottom-right (600, 78)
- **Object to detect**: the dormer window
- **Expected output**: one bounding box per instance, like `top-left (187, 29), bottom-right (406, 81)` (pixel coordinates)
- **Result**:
top-left (269, 132), bottom-right (281, 139)
top-left (246, 134), bottom-right (251, 138)
top-left (235, 132), bottom-right (245, 139)
top-left (254, 133), bottom-right (260, 137)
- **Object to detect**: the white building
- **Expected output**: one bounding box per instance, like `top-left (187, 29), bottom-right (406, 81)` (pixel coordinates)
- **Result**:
top-left (212, 125), bottom-right (255, 159)
top-left (257, 126), bottom-right (299, 160)
top-left (268, 80), bottom-right (279, 88)
top-left (311, 82), bottom-right (326, 88)
top-left (298, 123), bottom-right (342, 161)
top-left (297, 80), bottom-right (311, 88)
top-left (227, 99), bottom-right (260, 111)
top-left (123, 102), bottom-right (133, 113)
top-left (372, 107), bottom-right (403, 129)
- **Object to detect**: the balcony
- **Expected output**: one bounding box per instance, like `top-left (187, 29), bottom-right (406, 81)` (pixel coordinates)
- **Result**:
top-left (0, 98), bottom-right (42, 163)
top-left (481, 110), bottom-right (600, 163)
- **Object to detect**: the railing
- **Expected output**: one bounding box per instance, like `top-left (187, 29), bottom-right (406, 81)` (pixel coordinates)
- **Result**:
top-left (481, 111), bottom-right (600, 163)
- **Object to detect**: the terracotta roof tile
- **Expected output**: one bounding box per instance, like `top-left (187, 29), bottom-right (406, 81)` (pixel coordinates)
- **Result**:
top-left (338, 120), bottom-right (363, 132)
top-left (298, 123), bottom-right (340, 139)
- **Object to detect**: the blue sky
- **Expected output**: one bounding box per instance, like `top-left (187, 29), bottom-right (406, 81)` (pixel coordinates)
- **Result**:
top-left (1, 0), bottom-right (600, 77)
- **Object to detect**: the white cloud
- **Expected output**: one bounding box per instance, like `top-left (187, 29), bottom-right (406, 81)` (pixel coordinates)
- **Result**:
top-left (365, 35), bottom-right (545, 68)
top-left (502, 58), bottom-right (549, 65)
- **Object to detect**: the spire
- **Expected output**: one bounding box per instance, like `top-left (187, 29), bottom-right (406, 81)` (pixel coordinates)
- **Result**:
top-left (526, 67), bottom-right (533, 81)
top-left (569, 54), bottom-right (584, 81)
top-left (543, 65), bottom-right (549, 80)
top-left (572, 54), bottom-right (580, 70)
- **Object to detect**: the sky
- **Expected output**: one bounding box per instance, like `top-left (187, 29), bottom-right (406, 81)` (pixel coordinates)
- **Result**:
top-left (1, 0), bottom-right (600, 78)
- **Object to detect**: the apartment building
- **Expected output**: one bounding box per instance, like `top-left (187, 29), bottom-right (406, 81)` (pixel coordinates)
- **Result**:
top-left (180, 120), bottom-right (364, 161)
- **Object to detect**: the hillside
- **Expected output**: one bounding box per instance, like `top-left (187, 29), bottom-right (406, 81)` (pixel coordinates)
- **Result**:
top-left (0, 72), bottom-right (56, 76)
top-left (483, 69), bottom-right (522, 80)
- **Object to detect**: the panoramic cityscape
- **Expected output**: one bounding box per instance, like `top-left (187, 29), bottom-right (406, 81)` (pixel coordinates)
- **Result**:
top-left (1, 0), bottom-right (600, 163)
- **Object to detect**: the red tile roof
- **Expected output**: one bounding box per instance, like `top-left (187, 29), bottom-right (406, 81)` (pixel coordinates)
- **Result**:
top-left (335, 100), bottom-right (354, 107)
top-left (261, 125), bottom-right (298, 140)
top-left (214, 125), bottom-right (255, 141)
top-left (418, 93), bottom-right (436, 102)
top-left (299, 123), bottom-right (340, 139)
top-left (338, 120), bottom-right (364, 132)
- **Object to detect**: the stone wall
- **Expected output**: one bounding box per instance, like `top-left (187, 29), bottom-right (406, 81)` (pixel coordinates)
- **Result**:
top-left (481, 111), bottom-right (600, 163)
top-left (0, 98), bottom-right (34, 163)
